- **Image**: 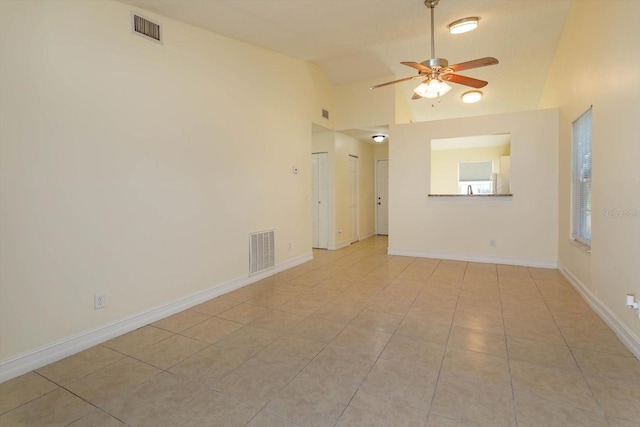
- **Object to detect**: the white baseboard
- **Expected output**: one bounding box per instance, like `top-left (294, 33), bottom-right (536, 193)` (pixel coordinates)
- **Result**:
top-left (558, 263), bottom-right (640, 360)
top-left (0, 252), bottom-right (313, 384)
top-left (328, 239), bottom-right (351, 251)
top-left (387, 248), bottom-right (558, 269)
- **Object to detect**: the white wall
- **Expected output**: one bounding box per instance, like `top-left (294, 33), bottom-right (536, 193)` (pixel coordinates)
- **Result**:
top-left (388, 109), bottom-right (558, 267)
top-left (539, 1), bottom-right (640, 342)
top-left (0, 0), bottom-right (332, 363)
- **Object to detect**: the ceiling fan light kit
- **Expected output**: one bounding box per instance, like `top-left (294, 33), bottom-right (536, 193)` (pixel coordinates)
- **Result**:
top-left (448, 17), bottom-right (479, 34)
top-left (371, 0), bottom-right (498, 103)
top-left (461, 90), bottom-right (483, 103)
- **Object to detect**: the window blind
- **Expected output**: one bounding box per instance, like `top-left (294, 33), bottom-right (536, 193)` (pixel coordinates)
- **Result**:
top-left (571, 107), bottom-right (592, 247)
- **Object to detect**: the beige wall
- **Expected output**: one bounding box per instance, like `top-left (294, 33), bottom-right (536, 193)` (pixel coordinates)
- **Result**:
top-left (0, 0), bottom-right (332, 360)
top-left (539, 1), bottom-right (640, 339)
top-left (431, 145), bottom-right (510, 195)
top-left (334, 76), bottom-right (395, 131)
top-left (389, 109), bottom-right (558, 266)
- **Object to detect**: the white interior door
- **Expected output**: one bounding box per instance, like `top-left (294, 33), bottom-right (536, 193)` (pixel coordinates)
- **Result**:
top-left (376, 159), bottom-right (389, 235)
top-left (349, 155), bottom-right (359, 243)
top-left (312, 153), bottom-right (328, 249)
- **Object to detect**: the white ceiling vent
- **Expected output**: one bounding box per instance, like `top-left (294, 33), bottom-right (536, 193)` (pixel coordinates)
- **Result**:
top-left (132, 12), bottom-right (162, 44)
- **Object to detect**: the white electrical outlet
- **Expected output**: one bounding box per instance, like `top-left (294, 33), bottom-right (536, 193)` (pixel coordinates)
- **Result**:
top-left (288, 242), bottom-right (292, 251)
top-left (94, 293), bottom-right (106, 310)
top-left (490, 238), bottom-right (496, 247)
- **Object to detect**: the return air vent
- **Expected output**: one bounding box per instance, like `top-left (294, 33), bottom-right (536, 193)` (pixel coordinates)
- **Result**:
top-left (249, 230), bottom-right (275, 275)
top-left (322, 109), bottom-right (329, 120)
top-left (132, 12), bottom-right (162, 43)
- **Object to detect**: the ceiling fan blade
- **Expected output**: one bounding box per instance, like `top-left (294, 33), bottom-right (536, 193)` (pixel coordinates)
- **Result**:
top-left (370, 75), bottom-right (422, 90)
top-left (411, 92), bottom-right (423, 100)
top-left (448, 57), bottom-right (499, 72)
top-left (443, 73), bottom-right (488, 88)
top-left (401, 61), bottom-right (431, 73)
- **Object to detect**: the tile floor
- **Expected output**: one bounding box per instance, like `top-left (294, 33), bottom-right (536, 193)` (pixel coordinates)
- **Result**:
top-left (1, 236), bottom-right (639, 426)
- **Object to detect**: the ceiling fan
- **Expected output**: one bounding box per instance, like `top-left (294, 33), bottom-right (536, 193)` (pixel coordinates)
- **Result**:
top-left (371, 0), bottom-right (498, 100)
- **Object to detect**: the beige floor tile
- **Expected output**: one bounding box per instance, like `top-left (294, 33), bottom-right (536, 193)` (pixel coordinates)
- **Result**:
top-left (213, 357), bottom-right (299, 407)
top-left (65, 356), bottom-right (161, 407)
top-left (430, 374), bottom-right (516, 427)
top-left (586, 375), bottom-right (640, 421)
top-left (560, 325), bottom-right (633, 356)
top-left (330, 325), bottom-right (392, 357)
top-left (336, 389), bottom-right (428, 427)
top-left (501, 301), bottom-right (553, 321)
top-left (214, 325), bottom-right (281, 354)
top-left (514, 391), bottom-right (607, 427)
top-left (102, 371), bottom-right (203, 427)
top-left (289, 316), bottom-right (345, 343)
top-left (312, 302), bottom-right (363, 324)
top-left (36, 345), bottom-right (124, 386)
top-left (406, 304), bottom-right (455, 324)
top-left (248, 309), bottom-right (306, 333)
top-left (191, 296), bottom-right (242, 316)
top-left (132, 334), bottom-right (208, 369)
top-left (216, 302), bottom-right (270, 324)
top-left (179, 316), bottom-right (244, 344)
top-left (256, 334), bottom-right (326, 370)
top-left (349, 308), bottom-right (403, 334)
top-left (0, 388), bottom-right (94, 427)
top-left (279, 295), bottom-right (328, 316)
top-left (456, 296), bottom-right (502, 316)
top-left (425, 413), bottom-right (471, 426)
top-left (67, 409), bottom-right (127, 426)
top-left (607, 417), bottom-right (640, 427)
top-left (245, 292), bottom-right (295, 308)
top-left (102, 326), bottom-right (173, 355)
top-left (158, 389), bottom-right (259, 427)
top-left (441, 347), bottom-right (511, 388)
top-left (302, 345), bottom-right (377, 388)
top-left (379, 333), bottom-right (445, 372)
top-left (395, 316), bottom-right (451, 345)
top-left (447, 326), bottom-right (507, 358)
top-left (366, 296), bottom-right (413, 316)
top-left (504, 316), bottom-right (565, 344)
top-left (452, 310), bottom-right (504, 334)
top-left (265, 372), bottom-right (356, 427)
top-left (572, 347), bottom-right (640, 380)
top-left (245, 411), bottom-right (300, 427)
top-left (510, 360), bottom-right (600, 411)
top-left (151, 309), bottom-right (210, 332)
top-left (359, 358), bottom-right (437, 409)
top-left (0, 372), bottom-right (58, 415)
top-left (506, 336), bottom-right (579, 372)
top-left (169, 344), bottom-right (254, 385)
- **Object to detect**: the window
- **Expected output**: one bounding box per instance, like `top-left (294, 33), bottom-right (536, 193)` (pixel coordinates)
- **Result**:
top-left (571, 107), bottom-right (592, 248)
top-left (458, 161), bottom-right (493, 194)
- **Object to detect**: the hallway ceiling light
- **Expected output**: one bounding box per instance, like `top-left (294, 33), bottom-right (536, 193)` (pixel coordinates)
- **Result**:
top-left (372, 135), bottom-right (386, 143)
top-left (448, 17), bottom-right (479, 34)
top-left (461, 90), bottom-right (483, 103)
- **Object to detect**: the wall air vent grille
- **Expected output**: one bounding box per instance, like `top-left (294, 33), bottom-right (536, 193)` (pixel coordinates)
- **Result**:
top-left (322, 109), bottom-right (329, 119)
top-left (132, 13), bottom-right (162, 43)
top-left (249, 230), bottom-right (275, 275)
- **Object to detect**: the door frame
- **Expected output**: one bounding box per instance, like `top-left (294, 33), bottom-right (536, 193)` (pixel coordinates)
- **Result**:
top-left (375, 158), bottom-right (389, 236)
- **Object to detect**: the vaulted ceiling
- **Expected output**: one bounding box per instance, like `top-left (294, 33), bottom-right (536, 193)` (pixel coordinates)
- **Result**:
top-left (120, 0), bottom-right (572, 128)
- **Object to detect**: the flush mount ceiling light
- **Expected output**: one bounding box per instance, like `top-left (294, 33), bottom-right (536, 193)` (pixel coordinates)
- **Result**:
top-left (461, 90), bottom-right (483, 103)
top-left (448, 17), bottom-right (479, 34)
top-left (372, 135), bottom-right (386, 143)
